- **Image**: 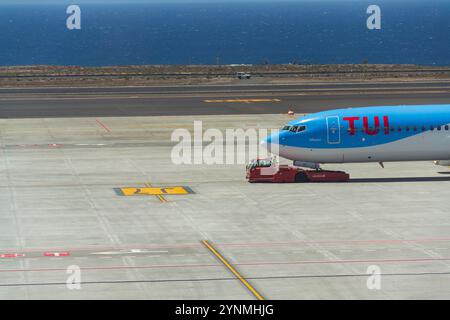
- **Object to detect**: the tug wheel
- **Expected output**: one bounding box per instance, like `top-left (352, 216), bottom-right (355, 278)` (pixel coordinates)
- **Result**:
top-left (295, 172), bottom-right (309, 183)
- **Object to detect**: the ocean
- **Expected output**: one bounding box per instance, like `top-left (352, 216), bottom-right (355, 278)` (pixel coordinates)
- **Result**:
top-left (0, 0), bottom-right (448, 66)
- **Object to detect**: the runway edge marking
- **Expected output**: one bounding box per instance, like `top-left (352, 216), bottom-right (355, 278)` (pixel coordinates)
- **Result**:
top-left (201, 240), bottom-right (265, 301)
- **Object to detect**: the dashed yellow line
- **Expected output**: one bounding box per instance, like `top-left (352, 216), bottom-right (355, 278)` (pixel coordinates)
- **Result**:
top-left (204, 99), bottom-right (281, 103)
top-left (157, 195), bottom-right (168, 203)
top-left (202, 240), bottom-right (264, 300)
top-left (145, 183), bottom-right (168, 203)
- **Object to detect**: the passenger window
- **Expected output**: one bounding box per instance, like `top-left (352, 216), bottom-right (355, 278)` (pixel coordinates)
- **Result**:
top-left (430, 125), bottom-right (434, 130)
top-left (398, 127), bottom-right (402, 132)
top-left (413, 126), bottom-right (418, 131)
top-left (349, 127), bottom-right (362, 133)
top-left (422, 126), bottom-right (426, 131)
top-left (446, 125), bottom-right (449, 131)
top-left (438, 126), bottom-right (442, 131)
top-left (406, 127), bottom-right (410, 132)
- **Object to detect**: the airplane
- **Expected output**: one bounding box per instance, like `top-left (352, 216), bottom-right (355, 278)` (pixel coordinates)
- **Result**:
top-left (261, 104), bottom-right (450, 169)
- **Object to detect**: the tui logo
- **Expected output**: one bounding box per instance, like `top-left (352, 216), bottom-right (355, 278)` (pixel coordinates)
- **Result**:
top-left (343, 116), bottom-right (390, 136)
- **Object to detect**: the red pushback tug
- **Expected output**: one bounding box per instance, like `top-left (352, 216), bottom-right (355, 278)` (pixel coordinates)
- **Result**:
top-left (246, 158), bottom-right (350, 183)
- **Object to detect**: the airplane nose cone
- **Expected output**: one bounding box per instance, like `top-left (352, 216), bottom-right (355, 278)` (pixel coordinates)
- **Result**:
top-left (261, 133), bottom-right (280, 154)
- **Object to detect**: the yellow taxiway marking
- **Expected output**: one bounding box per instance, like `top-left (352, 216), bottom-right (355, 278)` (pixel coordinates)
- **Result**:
top-left (119, 186), bottom-right (189, 196)
top-left (204, 98), bottom-right (281, 103)
top-left (202, 240), bottom-right (264, 301)
top-left (144, 183), bottom-right (169, 203)
top-left (156, 194), bottom-right (168, 203)
top-left (115, 185), bottom-right (194, 203)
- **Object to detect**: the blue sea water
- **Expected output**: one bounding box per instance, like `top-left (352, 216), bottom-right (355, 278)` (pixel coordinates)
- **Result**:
top-left (0, 0), bottom-right (448, 66)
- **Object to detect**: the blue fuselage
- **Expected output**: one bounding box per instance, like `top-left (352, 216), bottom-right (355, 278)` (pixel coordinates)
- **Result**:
top-left (263, 105), bottom-right (450, 163)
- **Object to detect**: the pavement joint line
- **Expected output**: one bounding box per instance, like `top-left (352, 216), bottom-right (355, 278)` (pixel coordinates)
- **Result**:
top-left (144, 183), bottom-right (168, 203)
top-left (2, 270), bottom-right (450, 288)
top-left (201, 240), bottom-right (265, 301)
top-left (2, 237), bottom-right (450, 254)
top-left (3, 256), bottom-right (450, 272)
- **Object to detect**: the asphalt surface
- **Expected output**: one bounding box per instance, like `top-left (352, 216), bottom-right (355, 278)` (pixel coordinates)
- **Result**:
top-left (2, 115), bottom-right (450, 299)
top-left (1, 81), bottom-right (450, 299)
top-left (0, 81), bottom-right (450, 118)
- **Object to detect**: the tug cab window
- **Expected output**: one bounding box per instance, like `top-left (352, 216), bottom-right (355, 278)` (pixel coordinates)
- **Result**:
top-left (256, 159), bottom-right (272, 168)
top-left (246, 159), bottom-right (273, 170)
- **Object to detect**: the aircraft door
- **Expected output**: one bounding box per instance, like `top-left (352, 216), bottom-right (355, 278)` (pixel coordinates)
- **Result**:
top-left (326, 116), bottom-right (341, 144)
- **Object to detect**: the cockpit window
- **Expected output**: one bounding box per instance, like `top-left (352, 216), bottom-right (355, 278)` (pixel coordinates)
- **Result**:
top-left (282, 125), bottom-right (307, 133)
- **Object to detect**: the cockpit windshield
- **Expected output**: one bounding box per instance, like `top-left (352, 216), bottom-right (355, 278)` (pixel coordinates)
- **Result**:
top-left (281, 125), bottom-right (307, 133)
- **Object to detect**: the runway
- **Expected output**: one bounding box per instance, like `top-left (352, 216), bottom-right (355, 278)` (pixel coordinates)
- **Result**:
top-left (1, 81), bottom-right (450, 118)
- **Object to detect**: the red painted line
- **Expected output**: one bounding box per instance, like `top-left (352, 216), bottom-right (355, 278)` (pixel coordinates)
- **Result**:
top-left (0, 263), bottom-right (217, 273)
top-left (17, 144), bottom-right (39, 148)
top-left (95, 119), bottom-right (111, 133)
top-left (0, 243), bottom-right (202, 254)
top-left (43, 252), bottom-right (70, 257)
top-left (219, 237), bottom-right (450, 248)
top-left (0, 254), bottom-right (25, 259)
top-left (237, 257), bottom-right (450, 266)
top-left (1, 256), bottom-right (450, 274)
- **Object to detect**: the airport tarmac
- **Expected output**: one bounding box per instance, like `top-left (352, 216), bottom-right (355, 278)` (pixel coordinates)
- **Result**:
top-left (1, 114), bottom-right (450, 299)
